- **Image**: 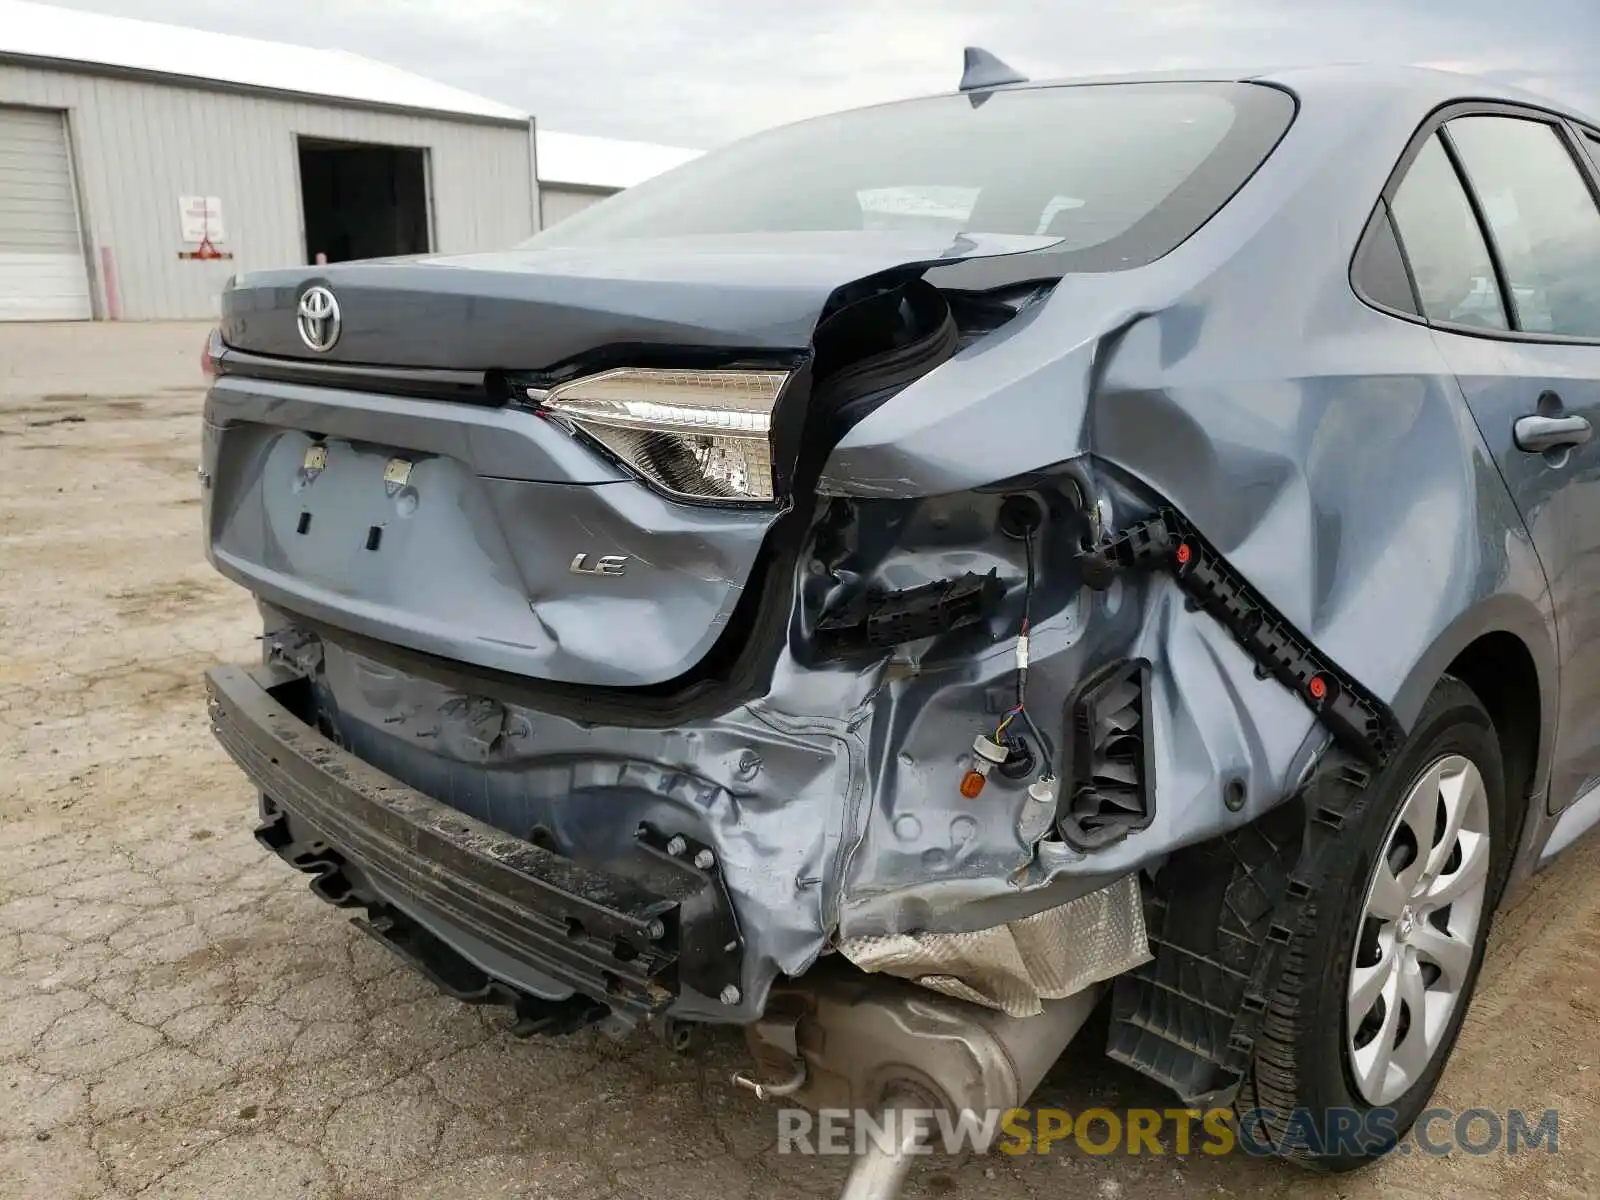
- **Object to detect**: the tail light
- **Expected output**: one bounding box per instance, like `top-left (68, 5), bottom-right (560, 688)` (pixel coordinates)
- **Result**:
top-left (530, 368), bottom-right (791, 504)
top-left (200, 329), bottom-right (219, 378)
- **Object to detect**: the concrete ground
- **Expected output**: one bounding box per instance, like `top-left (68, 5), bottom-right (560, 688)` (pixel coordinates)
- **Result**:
top-left (1, 320), bottom-right (1597, 1200)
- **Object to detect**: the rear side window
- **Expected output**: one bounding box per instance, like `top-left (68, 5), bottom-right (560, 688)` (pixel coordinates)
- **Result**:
top-left (1446, 117), bottom-right (1600, 338)
top-left (1390, 136), bottom-right (1507, 330)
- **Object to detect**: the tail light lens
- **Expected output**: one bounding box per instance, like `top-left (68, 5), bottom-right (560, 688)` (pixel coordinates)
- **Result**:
top-left (531, 368), bottom-right (790, 503)
top-left (200, 329), bottom-right (220, 378)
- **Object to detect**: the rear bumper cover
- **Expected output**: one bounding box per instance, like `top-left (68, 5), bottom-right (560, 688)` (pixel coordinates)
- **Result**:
top-left (205, 662), bottom-right (746, 1027)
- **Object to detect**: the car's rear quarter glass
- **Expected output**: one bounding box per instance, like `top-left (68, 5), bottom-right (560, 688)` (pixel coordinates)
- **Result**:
top-left (527, 83), bottom-right (1296, 272)
top-left (1353, 202), bottom-right (1421, 315)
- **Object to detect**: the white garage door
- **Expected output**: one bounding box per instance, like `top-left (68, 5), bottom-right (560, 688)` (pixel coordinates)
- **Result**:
top-left (0, 106), bottom-right (92, 322)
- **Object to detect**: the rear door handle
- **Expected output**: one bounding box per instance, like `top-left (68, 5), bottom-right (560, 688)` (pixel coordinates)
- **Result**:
top-left (1514, 413), bottom-right (1593, 454)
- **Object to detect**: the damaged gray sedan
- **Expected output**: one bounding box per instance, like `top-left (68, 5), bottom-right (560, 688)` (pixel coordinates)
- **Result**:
top-left (202, 56), bottom-right (1600, 1192)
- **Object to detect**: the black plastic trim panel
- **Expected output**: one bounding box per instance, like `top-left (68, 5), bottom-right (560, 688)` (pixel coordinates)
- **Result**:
top-left (815, 569), bottom-right (1002, 658)
top-left (1059, 659), bottom-right (1157, 851)
top-left (1107, 755), bottom-right (1378, 1105)
top-left (213, 334), bottom-right (497, 403)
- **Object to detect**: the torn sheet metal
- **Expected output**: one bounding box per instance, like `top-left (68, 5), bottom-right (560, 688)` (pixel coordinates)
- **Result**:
top-left (837, 873), bottom-right (1150, 1017)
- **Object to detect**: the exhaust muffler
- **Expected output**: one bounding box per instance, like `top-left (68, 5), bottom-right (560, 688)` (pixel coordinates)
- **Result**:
top-left (735, 968), bottom-right (1102, 1200)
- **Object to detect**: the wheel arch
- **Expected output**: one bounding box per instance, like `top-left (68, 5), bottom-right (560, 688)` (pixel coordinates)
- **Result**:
top-left (1389, 593), bottom-right (1555, 820)
top-left (1108, 597), bottom-right (1554, 1110)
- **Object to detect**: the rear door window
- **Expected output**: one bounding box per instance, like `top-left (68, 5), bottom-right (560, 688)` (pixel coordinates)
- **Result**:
top-left (1445, 116), bottom-right (1600, 338)
top-left (1389, 135), bottom-right (1507, 330)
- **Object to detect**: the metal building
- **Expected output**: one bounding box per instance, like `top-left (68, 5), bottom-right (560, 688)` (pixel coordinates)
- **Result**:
top-left (536, 131), bottom-right (700, 227)
top-left (0, 1), bottom-right (699, 322)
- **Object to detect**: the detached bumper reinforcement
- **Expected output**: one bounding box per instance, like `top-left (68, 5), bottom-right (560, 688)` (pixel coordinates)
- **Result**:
top-left (205, 663), bottom-right (740, 1028)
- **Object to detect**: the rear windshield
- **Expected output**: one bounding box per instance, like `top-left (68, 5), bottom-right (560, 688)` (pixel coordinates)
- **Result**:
top-left (526, 82), bottom-right (1295, 272)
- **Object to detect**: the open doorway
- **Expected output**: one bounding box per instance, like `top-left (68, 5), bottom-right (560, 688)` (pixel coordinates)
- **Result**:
top-left (297, 138), bottom-right (431, 264)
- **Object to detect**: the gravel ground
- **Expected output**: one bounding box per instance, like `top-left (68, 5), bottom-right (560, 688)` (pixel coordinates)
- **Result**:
top-left (1, 321), bottom-right (1597, 1199)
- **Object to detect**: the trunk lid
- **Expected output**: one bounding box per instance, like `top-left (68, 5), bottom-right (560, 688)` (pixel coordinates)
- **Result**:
top-left (220, 230), bottom-right (1056, 369)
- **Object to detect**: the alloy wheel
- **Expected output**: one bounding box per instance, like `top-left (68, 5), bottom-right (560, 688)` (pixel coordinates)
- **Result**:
top-left (1346, 754), bottom-right (1492, 1106)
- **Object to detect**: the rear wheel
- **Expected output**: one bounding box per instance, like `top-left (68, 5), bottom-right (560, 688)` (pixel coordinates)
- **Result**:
top-left (1240, 677), bottom-right (1507, 1169)
top-left (1346, 751), bottom-right (1493, 1106)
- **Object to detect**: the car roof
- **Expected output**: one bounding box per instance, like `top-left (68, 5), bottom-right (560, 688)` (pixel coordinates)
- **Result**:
top-left (982, 63), bottom-right (1598, 128)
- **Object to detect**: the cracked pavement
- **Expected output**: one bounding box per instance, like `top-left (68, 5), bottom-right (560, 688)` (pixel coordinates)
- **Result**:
top-left (2, 321), bottom-right (1598, 1199)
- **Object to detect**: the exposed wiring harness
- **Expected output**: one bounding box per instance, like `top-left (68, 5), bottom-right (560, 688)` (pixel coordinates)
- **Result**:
top-left (961, 525), bottom-right (1056, 798)
top-left (994, 530), bottom-right (1054, 768)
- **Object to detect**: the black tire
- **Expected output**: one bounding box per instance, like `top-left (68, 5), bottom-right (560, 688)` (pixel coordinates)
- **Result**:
top-left (1237, 676), bottom-right (1510, 1170)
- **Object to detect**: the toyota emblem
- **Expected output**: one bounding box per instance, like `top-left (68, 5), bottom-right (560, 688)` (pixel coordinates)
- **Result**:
top-left (296, 286), bottom-right (341, 352)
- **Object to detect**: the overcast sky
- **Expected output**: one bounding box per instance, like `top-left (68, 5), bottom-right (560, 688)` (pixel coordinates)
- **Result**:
top-left (50, 0), bottom-right (1600, 147)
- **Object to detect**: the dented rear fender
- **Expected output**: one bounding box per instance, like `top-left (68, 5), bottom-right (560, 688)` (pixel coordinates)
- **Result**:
top-left (812, 240), bottom-right (1559, 930)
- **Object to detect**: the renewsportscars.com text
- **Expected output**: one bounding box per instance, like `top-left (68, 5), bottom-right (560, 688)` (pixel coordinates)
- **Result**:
top-left (777, 1106), bottom-right (1560, 1158)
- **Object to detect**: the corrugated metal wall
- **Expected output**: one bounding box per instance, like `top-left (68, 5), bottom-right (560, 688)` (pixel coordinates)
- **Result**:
top-left (0, 64), bottom-right (536, 320)
top-left (540, 185), bottom-right (616, 227)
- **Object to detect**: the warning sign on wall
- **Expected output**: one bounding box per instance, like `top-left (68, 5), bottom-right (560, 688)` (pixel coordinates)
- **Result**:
top-left (178, 196), bottom-right (226, 244)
